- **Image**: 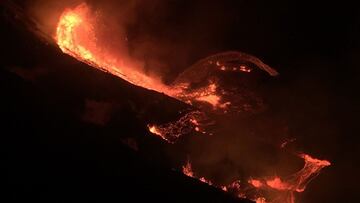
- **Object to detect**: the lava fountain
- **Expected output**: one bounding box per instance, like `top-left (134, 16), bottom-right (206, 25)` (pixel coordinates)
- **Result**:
top-left (56, 3), bottom-right (176, 96)
top-left (54, 3), bottom-right (331, 203)
top-left (55, 3), bottom-right (278, 112)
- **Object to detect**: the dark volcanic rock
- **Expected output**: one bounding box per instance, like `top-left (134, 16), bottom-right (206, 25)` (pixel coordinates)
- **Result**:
top-left (0, 3), bottom-right (252, 203)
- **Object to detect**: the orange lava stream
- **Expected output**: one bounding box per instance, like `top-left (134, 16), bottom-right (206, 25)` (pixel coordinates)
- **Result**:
top-left (147, 125), bottom-right (174, 143)
top-left (146, 111), bottom-right (207, 143)
top-left (55, 3), bottom-right (331, 203)
top-left (55, 3), bottom-right (228, 111)
top-left (56, 3), bottom-right (178, 96)
top-left (182, 154), bottom-right (331, 203)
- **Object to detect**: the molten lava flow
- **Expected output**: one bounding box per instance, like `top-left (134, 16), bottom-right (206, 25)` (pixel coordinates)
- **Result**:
top-left (182, 160), bottom-right (194, 178)
top-left (249, 154), bottom-right (331, 194)
top-left (147, 125), bottom-right (170, 142)
top-left (55, 4), bottom-right (278, 113)
top-left (55, 3), bottom-right (330, 203)
top-left (147, 111), bottom-right (208, 143)
top-left (182, 154), bottom-right (331, 203)
top-left (54, 3), bottom-right (281, 146)
top-left (182, 160), bottom-right (212, 185)
top-left (188, 82), bottom-right (231, 109)
top-left (249, 179), bottom-right (263, 188)
top-left (56, 5), bottom-right (93, 61)
top-left (55, 3), bottom-right (235, 111)
top-left (56, 3), bottom-right (177, 96)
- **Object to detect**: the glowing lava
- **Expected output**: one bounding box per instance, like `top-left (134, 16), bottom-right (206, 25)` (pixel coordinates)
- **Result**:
top-left (55, 3), bottom-right (235, 112)
top-left (182, 154), bottom-right (331, 203)
top-left (55, 3), bottom-right (281, 114)
top-left (182, 160), bottom-right (212, 185)
top-left (55, 3), bottom-right (331, 203)
top-left (56, 3), bottom-right (177, 96)
top-left (56, 5), bottom-right (93, 60)
top-left (147, 111), bottom-right (208, 143)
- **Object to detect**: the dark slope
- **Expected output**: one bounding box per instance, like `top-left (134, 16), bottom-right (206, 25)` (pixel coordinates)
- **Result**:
top-left (0, 6), bottom-right (252, 203)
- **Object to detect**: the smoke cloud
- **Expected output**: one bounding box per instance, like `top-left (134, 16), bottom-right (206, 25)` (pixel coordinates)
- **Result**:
top-left (14, 1), bottom-right (338, 202)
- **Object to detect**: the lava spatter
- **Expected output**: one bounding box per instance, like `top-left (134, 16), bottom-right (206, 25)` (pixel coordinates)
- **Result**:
top-left (182, 154), bottom-right (330, 203)
top-left (55, 3), bottom-right (330, 203)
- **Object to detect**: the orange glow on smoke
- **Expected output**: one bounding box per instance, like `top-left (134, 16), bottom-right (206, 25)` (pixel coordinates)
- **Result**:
top-left (249, 179), bottom-right (263, 188)
top-left (176, 81), bottom-right (231, 109)
top-left (265, 177), bottom-right (290, 190)
top-left (55, 3), bottom-right (177, 96)
top-left (56, 6), bottom-right (92, 60)
top-left (194, 83), bottom-right (228, 109)
top-left (182, 154), bottom-right (331, 203)
top-left (55, 3), bottom-right (228, 111)
top-left (182, 160), bottom-right (194, 178)
top-left (55, 3), bottom-right (331, 203)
